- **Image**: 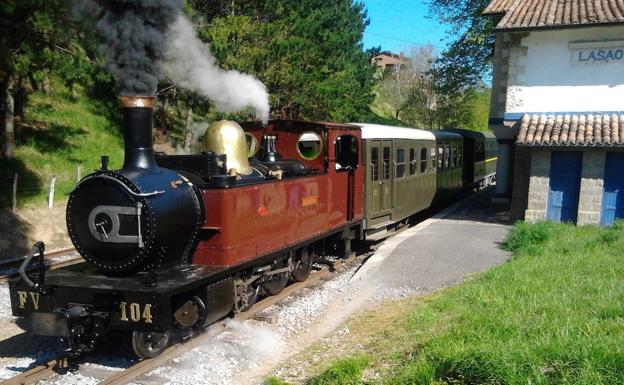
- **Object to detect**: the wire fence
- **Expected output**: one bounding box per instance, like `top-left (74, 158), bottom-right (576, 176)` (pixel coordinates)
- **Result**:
top-left (0, 166), bottom-right (83, 211)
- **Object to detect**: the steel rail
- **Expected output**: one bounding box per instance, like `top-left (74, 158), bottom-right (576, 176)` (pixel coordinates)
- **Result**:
top-left (0, 256), bottom-right (361, 385)
top-left (0, 359), bottom-right (69, 385)
top-left (0, 247), bottom-right (77, 267)
top-left (0, 247), bottom-right (82, 283)
top-left (97, 255), bottom-right (362, 385)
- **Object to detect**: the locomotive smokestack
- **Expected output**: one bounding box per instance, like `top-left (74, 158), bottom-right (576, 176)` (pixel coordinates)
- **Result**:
top-left (119, 96), bottom-right (158, 173)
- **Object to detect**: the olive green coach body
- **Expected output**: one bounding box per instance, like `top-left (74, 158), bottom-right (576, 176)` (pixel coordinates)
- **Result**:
top-left (355, 124), bottom-right (497, 241)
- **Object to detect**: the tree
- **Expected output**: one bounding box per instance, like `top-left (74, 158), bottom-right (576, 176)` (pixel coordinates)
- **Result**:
top-left (366, 45), bottom-right (382, 61)
top-left (428, 0), bottom-right (494, 94)
top-left (376, 46), bottom-right (436, 123)
top-left (196, 0), bottom-right (375, 122)
top-left (0, 0), bottom-right (84, 158)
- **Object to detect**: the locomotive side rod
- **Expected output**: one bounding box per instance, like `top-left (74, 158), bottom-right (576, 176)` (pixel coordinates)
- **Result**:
top-left (97, 254), bottom-right (363, 385)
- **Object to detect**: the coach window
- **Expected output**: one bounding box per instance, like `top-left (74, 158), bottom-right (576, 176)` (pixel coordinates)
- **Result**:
top-left (297, 132), bottom-right (323, 160)
top-left (438, 147), bottom-right (444, 169)
top-left (430, 148), bottom-right (436, 172)
top-left (371, 147), bottom-right (379, 181)
top-left (409, 149), bottom-right (417, 175)
top-left (450, 146), bottom-right (456, 168)
top-left (444, 146), bottom-right (450, 168)
top-left (458, 145), bottom-right (463, 167)
top-left (335, 135), bottom-right (358, 172)
top-left (383, 146), bottom-right (391, 179)
top-left (396, 148), bottom-right (405, 178)
top-left (420, 148), bottom-right (427, 174)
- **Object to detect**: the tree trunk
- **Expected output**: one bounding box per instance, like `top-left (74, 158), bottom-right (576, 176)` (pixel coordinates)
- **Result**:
top-left (15, 75), bottom-right (25, 121)
top-left (3, 76), bottom-right (15, 158)
top-left (184, 100), bottom-right (193, 153)
top-left (29, 73), bottom-right (39, 91)
top-left (42, 76), bottom-right (51, 96)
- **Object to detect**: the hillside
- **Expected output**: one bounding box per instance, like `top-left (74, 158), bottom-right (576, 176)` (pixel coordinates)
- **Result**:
top-left (0, 81), bottom-right (125, 208)
top-left (370, 84), bottom-right (492, 131)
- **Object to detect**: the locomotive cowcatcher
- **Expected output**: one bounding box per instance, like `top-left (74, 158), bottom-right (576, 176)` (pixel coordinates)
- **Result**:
top-left (8, 96), bottom-right (364, 358)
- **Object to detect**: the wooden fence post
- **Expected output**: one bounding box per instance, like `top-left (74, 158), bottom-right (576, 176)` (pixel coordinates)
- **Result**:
top-left (12, 173), bottom-right (18, 212)
top-left (76, 166), bottom-right (82, 183)
top-left (48, 175), bottom-right (56, 209)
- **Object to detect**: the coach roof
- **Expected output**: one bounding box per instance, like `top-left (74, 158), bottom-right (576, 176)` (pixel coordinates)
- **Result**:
top-left (354, 123), bottom-right (436, 141)
top-left (432, 130), bottom-right (463, 141)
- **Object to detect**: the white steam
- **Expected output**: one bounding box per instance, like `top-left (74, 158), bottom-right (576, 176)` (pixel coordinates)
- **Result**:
top-left (164, 15), bottom-right (270, 124)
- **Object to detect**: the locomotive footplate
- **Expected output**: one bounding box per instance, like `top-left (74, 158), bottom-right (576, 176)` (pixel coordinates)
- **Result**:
top-left (9, 262), bottom-right (235, 353)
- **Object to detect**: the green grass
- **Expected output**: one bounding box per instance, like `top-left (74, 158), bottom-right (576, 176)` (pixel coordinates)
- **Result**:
top-left (0, 80), bottom-right (125, 207)
top-left (290, 221), bottom-right (624, 385)
top-left (307, 356), bottom-right (370, 385)
top-left (267, 356), bottom-right (370, 385)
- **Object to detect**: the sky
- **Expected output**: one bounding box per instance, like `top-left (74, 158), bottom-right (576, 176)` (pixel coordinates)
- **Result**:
top-left (361, 0), bottom-right (451, 55)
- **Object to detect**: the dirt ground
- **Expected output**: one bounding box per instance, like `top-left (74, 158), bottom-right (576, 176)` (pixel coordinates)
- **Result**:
top-left (0, 203), bottom-right (71, 260)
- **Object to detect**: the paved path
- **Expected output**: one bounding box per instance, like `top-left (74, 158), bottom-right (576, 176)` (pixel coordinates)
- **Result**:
top-left (263, 189), bottom-right (515, 384)
top-left (364, 189), bottom-right (513, 293)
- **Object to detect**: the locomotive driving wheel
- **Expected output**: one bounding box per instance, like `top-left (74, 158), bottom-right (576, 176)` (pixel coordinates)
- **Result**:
top-left (131, 330), bottom-right (170, 359)
top-left (262, 259), bottom-right (289, 296)
top-left (291, 247), bottom-right (314, 282)
top-left (235, 274), bottom-right (261, 313)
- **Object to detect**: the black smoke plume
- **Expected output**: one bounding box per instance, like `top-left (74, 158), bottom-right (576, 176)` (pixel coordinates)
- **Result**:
top-left (74, 0), bottom-right (183, 96)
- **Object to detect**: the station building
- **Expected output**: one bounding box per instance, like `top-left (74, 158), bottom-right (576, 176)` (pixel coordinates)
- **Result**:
top-left (484, 0), bottom-right (624, 225)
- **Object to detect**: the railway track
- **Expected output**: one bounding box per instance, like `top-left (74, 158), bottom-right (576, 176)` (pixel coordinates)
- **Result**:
top-left (0, 254), bottom-right (363, 385)
top-left (0, 247), bottom-right (82, 283)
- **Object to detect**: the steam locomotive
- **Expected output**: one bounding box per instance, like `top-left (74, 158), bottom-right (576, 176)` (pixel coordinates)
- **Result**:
top-left (8, 96), bottom-right (496, 358)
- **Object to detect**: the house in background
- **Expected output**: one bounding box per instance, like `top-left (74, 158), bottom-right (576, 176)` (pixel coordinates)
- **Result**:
top-left (371, 51), bottom-right (408, 71)
top-left (483, 0), bottom-right (624, 225)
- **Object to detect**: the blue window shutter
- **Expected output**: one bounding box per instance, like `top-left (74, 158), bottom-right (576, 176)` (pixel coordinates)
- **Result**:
top-left (601, 152), bottom-right (624, 226)
top-left (547, 152), bottom-right (583, 223)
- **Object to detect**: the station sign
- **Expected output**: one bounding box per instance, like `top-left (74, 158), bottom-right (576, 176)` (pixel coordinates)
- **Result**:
top-left (570, 40), bottom-right (624, 65)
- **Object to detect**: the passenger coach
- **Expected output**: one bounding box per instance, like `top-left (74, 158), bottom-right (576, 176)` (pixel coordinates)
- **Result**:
top-left (357, 124), bottom-right (497, 240)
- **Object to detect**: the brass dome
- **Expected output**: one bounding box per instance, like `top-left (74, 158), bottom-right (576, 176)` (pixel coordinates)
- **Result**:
top-left (202, 120), bottom-right (252, 175)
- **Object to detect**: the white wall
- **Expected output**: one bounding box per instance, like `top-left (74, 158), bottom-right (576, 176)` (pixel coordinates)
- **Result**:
top-left (505, 25), bottom-right (624, 119)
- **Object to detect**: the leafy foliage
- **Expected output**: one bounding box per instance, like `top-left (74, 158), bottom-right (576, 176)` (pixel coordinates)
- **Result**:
top-left (198, 0), bottom-right (375, 122)
top-left (428, 0), bottom-right (494, 93)
top-left (1, 0), bottom-right (376, 163)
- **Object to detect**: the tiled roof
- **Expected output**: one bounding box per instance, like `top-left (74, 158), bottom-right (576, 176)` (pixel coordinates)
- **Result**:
top-left (516, 114), bottom-right (624, 146)
top-left (483, 0), bottom-right (624, 30)
top-left (483, 0), bottom-right (517, 15)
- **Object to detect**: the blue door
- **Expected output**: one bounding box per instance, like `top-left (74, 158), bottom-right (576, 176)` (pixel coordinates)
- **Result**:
top-left (547, 152), bottom-right (582, 223)
top-left (600, 152), bottom-right (624, 226)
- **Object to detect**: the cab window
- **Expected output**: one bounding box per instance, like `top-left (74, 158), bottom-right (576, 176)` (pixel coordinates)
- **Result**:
top-left (335, 135), bottom-right (358, 172)
top-left (297, 132), bottom-right (323, 160)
